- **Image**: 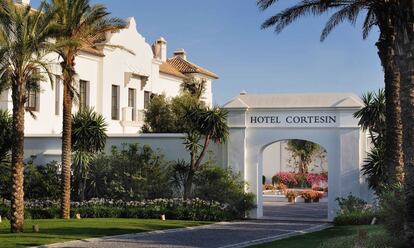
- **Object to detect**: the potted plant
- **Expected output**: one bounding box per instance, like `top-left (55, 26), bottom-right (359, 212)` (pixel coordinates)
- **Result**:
top-left (285, 190), bottom-right (298, 203)
top-left (313, 192), bottom-right (324, 202)
top-left (302, 190), bottom-right (316, 203)
top-left (275, 183), bottom-right (288, 194)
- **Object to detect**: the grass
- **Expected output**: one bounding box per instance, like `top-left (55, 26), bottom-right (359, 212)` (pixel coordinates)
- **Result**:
top-left (0, 218), bottom-right (212, 248)
top-left (251, 225), bottom-right (386, 248)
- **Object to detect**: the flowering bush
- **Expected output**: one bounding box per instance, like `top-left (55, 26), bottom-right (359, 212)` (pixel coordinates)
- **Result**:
top-left (285, 190), bottom-right (298, 198)
top-left (301, 190), bottom-right (317, 200)
top-left (0, 198), bottom-right (239, 221)
top-left (295, 173), bottom-right (311, 188)
top-left (306, 172), bottom-right (328, 187)
top-left (275, 183), bottom-right (288, 191)
top-left (263, 184), bottom-right (276, 190)
top-left (272, 172), bottom-right (297, 187)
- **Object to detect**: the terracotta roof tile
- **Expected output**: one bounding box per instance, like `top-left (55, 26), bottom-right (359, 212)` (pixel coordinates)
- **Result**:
top-left (159, 62), bottom-right (187, 79)
top-left (167, 56), bottom-right (219, 79)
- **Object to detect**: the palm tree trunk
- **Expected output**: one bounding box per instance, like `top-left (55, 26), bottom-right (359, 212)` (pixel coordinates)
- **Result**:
top-left (376, 33), bottom-right (404, 186)
top-left (10, 82), bottom-right (25, 233)
top-left (395, 9), bottom-right (414, 244)
top-left (60, 79), bottom-right (73, 219)
top-left (183, 135), bottom-right (211, 199)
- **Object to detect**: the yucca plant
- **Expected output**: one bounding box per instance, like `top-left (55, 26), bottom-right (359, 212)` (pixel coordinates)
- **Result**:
top-left (72, 107), bottom-right (107, 202)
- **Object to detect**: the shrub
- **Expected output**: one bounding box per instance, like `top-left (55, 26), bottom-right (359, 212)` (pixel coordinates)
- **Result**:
top-left (285, 190), bottom-right (298, 198)
top-left (334, 211), bottom-right (378, 225)
top-left (334, 194), bottom-right (378, 226)
top-left (1, 198), bottom-right (236, 221)
top-left (318, 228), bottom-right (392, 248)
top-left (193, 165), bottom-right (256, 219)
top-left (378, 186), bottom-right (406, 240)
top-left (301, 190), bottom-right (317, 200)
top-left (272, 172), bottom-right (297, 187)
top-left (295, 173), bottom-right (311, 188)
top-left (336, 194), bottom-right (368, 214)
top-left (306, 172), bottom-right (328, 187)
top-left (263, 184), bottom-right (276, 190)
top-left (275, 183), bottom-right (288, 191)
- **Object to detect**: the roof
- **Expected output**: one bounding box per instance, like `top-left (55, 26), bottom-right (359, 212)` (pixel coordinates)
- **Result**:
top-left (223, 93), bottom-right (364, 109)
top-left (79, 46), bottom-right (105, 57)
top-left (167, 56), bottom-right (219, 79)
top-left (159, 62), bottom-right (187, 79)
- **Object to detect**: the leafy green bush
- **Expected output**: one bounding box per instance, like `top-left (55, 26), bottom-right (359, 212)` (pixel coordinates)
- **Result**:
top-left (334, 194), bottom-right (378, 226)
top-left (318, 228), bottom-right (392, 248)
top-left (378, 186), bottom-right (406, 240)
top-left (24, 162), bottom-right (61, 200)
top-left (84, 144), bottom-right (174, 201)
top-left (336, 194), bottom-right (368, 214)
top-left (2, 198), bottom-right (235, 221)
top-left (334, 211), bottom-right (377, 225)
top-left (193, 165), bottom-right (256, 219)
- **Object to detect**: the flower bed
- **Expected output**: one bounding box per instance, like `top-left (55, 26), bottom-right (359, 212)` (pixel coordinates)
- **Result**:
top-left (0, 198), bottom-right (241, 221)
top-left (271, 171), bottom-right (328, 189)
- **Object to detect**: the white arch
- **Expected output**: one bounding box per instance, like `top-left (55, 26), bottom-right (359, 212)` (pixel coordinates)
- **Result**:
top-left (223, 93), bottom-right (372, 221)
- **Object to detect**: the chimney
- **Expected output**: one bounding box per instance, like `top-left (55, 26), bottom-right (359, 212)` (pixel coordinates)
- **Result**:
top-left (152, 37), bottom-right (167, 62)
top-left (16, 0), bottom-right (30, 5)
top-left (174, 48), bottom-right (187, 60)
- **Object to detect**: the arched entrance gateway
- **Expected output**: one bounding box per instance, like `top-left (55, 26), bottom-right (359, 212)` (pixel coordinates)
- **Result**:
top-left (222, 93), bottom-right (372, 221)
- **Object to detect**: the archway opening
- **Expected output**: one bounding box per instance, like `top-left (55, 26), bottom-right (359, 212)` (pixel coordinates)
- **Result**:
top-left (261, 139), bottom-right (328, 220)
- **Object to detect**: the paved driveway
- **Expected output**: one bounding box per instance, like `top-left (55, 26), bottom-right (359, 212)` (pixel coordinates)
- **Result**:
top-left (263, 202), bottom-right (328, 221)
top-left (37, 220), bottom-right (330, 248)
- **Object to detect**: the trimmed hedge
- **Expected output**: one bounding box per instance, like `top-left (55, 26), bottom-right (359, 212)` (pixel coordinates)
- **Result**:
top-left (0, 198), bottom-right (243, 221)
top-left (334, 211), bottom-right (378, 226)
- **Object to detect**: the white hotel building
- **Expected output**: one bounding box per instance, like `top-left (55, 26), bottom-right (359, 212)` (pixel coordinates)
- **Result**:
top-left (0, 16), bottom-right (218, 136)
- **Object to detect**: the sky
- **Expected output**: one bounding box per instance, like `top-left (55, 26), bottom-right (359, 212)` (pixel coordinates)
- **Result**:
top-left (30, 0), bottom-right (383, 105)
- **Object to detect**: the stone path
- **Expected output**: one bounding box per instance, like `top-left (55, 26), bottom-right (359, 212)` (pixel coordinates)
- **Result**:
top-left (36, 220), bottom-right (331, 248)
top-left (263, 202), bottom-right (328, 221)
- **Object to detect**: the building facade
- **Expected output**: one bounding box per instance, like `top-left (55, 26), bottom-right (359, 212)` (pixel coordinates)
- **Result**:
top-left (0, 17), bottom-right (218, 135)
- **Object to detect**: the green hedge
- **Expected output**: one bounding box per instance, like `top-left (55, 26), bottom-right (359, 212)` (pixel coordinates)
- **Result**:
top-left (334, 211), bottom-right (378, 226)
top-left (0, 198), bottom-right (243, 221)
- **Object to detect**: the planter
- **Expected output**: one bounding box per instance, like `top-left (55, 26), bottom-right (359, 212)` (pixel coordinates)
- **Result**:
top-left (313, 198), bottom-right (320, 203)
top-left (288, 197), bottom-right (296, 203)
top-left (304, 198), bottom-right (312, 203)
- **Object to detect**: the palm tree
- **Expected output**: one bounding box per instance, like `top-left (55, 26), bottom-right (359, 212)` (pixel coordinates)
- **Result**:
top-left (72, 107), bottom-right (107, 202)
top-left (354, 90), bottom-right (386, 147)
top-left (47, 0), bottom-right (127, 219)
top-left (354, 90), bottom-right (387, 194)
top-left (180, 77), bottom-right (207, 100)
top-left (183, 106), bottom-right (229, 199)
top-left (257, 0), bottom-right (403, 185)
top-left (391, 1), bottom-right (414, 244)
top-left (0, 0), bottom-right (56, 232)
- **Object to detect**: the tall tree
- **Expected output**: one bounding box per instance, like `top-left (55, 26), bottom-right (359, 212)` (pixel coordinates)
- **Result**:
top-left (72, 107), bottom-right (107, 202)
top-left (257, 0), bottom-right (404, 186)
top-left (392, 1), bottom-right (414, 244)
top-left (47, 0), bottom-right (127, 219)
top-left (0, 0), bottom-right (55, 232)
top-left (286, 139), bottom-right (320, 174)
top-left (183, 106), bottom-right (229, 199)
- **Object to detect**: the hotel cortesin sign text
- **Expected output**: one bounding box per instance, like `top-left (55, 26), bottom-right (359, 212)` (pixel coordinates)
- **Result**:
top-left (247, 112), bottom-right (338, 127)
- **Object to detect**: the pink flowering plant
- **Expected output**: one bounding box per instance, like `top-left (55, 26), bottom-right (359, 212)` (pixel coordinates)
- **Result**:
top-left (272, 172), bottom-right (297, 188)
top-left (306, 172), bottom-right (328, 187)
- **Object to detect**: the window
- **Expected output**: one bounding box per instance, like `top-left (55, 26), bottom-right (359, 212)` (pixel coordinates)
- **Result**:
top-left (26, 83), bottom-right (39, 111)
top-left (55, 76), bottom-right (61, 115)
top-left (144, 91), bottom-right (151, 109)
top-left (111, 85), bottom-right (120, 120)
top-left (79, 80), bottom-right (89, 109)
top-left (128, 88), bottom-right (136, 120)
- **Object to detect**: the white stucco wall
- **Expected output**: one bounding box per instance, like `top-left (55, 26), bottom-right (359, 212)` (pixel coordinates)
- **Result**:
top-left (24, 134), bottom-right (225, 167)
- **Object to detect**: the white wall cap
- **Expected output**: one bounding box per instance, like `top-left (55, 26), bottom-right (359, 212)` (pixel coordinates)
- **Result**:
top-left (223, 93), bottom-right (363, 109)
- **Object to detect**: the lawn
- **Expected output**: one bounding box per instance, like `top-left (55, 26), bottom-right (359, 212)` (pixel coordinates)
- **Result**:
top-left (0, 218), bottom-right (212, 248)
top-left (251, 225), bottom-right (386, 248)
